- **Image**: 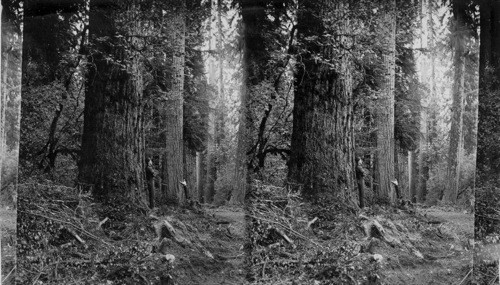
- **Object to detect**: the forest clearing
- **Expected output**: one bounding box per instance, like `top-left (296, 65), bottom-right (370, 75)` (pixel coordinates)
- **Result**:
top-left (0, 0), bottom-right (500, 284)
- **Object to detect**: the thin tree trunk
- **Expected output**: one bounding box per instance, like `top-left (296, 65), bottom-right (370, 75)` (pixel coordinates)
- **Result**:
top-left (79, 1), bottom-right (145, 204)
top-left (375, 0), bottom-right (397, 205)
top-left (196, 151), bottom-right (203, 202)
top-left (409, 150), bottom-right (418, 203)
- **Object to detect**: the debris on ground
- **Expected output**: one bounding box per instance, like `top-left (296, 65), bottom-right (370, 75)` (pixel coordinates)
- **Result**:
top-left (17, 183), bottom-right (246, 285)
top-left (248, 182), bottom-right (473, 285)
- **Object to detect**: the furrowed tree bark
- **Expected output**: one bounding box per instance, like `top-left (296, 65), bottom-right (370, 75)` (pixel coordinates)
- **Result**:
top-left (79, 1), bottom-right (145, 204)
top-left (477, 0), bottom-right (500, 185)
top-left (288, 1), bottom-right (355, 200)
top-left (161, 1), bottom-right (186, 205)
top-left (375, 0), bottom-right (397, 205)
top-left (231, 0), bottom-right (267, 204)
top-left (444, 0), bottom-right (466, 203)
top-left (183, 144), bottom-right (197, 201)
top-left (204, 0), bottom-right (219, 204)
top-left (408, 150), bottom-right (418, 203)
top-left (1, 2), bottom-right (22, 283)
top-left (417, 0), bottom-right (432, 203)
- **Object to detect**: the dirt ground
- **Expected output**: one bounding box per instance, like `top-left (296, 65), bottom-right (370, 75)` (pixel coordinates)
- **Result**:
top-left (379, 206), bottom-right (473, 285)
top-left (0, 207), bottom-right (16, 284)
top-left (16, 184), bottom-right (247, 285)
top-left (165, 206), bottom-right (247, 284)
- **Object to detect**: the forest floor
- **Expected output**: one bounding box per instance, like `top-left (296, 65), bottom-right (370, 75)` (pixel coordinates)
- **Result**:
top-left (14, 182), bottom-right (476, 285)
top-left (16, 183), bottom-right (247, 285)
top-left (247, 183), bottom-right (474, 285)
top-left (0, 206), bottom-right (17, 284)
top-left (378, 205), bottom-right (473, 284)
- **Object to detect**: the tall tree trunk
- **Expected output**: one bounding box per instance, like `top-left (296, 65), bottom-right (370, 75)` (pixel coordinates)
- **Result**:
top-left (443, 0), bottom-right (466, 203)
top-left (288, 1), bottom-right (355, 200)
top-left (204, 0), bottom-right (219, 204)
top-left (1, 2), bottom-right (22, 283)
top-left (161, 2), bottom-right (186, 205)
top-left (409, 150), bottom-right (418, 203)
top-left (1, 3), bottom-right (22, 209)
top-left (397, 149), bottom-right (409, 199)
top-left (375, 0), bottom-right (397, 204)
top-left (183, 144), bottom-right (197, 201)
top-left (231, 0), bottom-right (267, 204)
top-left (79, 1), bottom-right (145, 204)
top-left (196, 151), bottom-right (204, 202)
top-left (477, 0), bottom-right (500, 185)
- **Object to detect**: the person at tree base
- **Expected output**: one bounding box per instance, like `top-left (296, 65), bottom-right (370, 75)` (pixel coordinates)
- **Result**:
top-left (146, 158), bottom-right (157, 208)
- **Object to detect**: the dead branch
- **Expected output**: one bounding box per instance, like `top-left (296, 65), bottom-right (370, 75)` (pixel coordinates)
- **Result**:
top-left (22, 210), bottom-right (112, 247)
top-left (249, 214), bottom-right (323, 248)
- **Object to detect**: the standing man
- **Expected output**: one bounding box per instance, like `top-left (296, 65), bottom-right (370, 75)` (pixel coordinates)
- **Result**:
top-left (146, 158), bottom-right (158, 208)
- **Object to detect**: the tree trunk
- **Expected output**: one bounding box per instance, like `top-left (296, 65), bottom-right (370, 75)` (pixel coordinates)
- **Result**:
top-left (288, 1), bottom-right (355, 200)
top-left (375, 0), bottom-right (397, 205)
top-left (443, 0), bottom-right (466, 203)
top-left (231, 0), bottom-right (267, 204)
top-left (161, 2), bottom-right (186, 205)
top-left (196, 151), bottom-right (204, 202)
top-left (477, 0), bottom-right (500, 185)
top-left (79, 1), bottom-right (145, 204)
top-left (397, 149), bottom-right (409, 200)
top-left (204, 0), bottom-right (220, 204)
top-left (1, 3), bottom-right (22, 282)
top-left (409, 150), bottom-right (418, 203)
top-left (1, 2), bottom-right (22, 209)
top-left (183, 144), bottom-right (197, 201)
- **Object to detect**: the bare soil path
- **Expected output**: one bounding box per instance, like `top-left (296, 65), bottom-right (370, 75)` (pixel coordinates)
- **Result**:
top-left (380, 206), bottom-right (473, 285)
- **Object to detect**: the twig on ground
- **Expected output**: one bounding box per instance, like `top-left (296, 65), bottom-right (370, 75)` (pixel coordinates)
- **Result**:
top-left (2, 265), bottom-right (15, 283)
top-left (274, 227), bottom-right (296, 248)
top-left (458, 268), bottom-right (472, 285)
top-left (306, 217), bottom-right (318, 229)
top-left (65, 226), bottom-right (86, 245)
top-left (22, 210), bottom-right (112, 247)
top-left (249, 214), bottom-right (323, 248)
top-left (97, 217), bottom-right (109, 229)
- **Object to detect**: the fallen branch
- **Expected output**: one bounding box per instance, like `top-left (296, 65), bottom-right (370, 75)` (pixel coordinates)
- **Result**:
top-left (306, 217), bottom-right (318, 229)
top-left (97, 217), bottom-right (109, 229)
top-left (22, 210), bottom-right (112, 247)
top-left (458, 268), bottom-right (472, 285)
top-left (248, 214), bottom-right (323, 248)
top-left (274, 227), bottom-right (296, 248)
top-left (65, 226), bottom-right (86, 245)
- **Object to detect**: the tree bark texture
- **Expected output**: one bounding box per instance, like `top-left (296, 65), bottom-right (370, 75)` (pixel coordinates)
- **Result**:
top-left (196, 151), bottom-right (204, 202)
top-left (1, 3), bottom-right (22, 209)
top-left (409, 150), bottom-right (418, 203)
top-left (288, 1), bottom-right (355, 199)
top-left (79, 1), bottom-right (145, 204)
top-left (231, 0), bottom-right (268, 204)
top-left (444, 0), bottom-right (466, 203)
top-left (397, 148), bottom-right (409, 200)
top-left (477, 0), bottom-right (500, 185)
top-left (184, 144), bottom-right (197, 201)
top-left (161, 2), bottom-right (186, 205)
top-left (375, 0), bottom-right (397, 204)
